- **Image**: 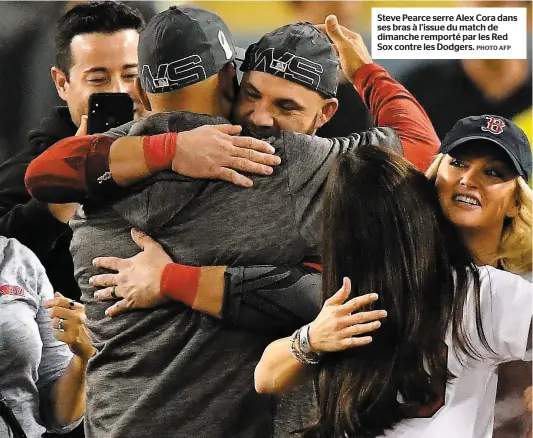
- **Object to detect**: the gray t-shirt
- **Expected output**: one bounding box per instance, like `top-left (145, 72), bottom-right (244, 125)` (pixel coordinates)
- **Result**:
top-left (0, 236), bottom-right (79, 438)
top-left (70, 112), bottom-right (401, 438)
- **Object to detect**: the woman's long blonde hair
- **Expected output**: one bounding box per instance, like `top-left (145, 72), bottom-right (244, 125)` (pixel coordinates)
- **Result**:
top-left (426, 154), bottom-right (532, 274)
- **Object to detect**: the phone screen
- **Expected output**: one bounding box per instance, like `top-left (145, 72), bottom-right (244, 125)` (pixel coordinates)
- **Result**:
top-left (87, 93), bottom-right (134, 134)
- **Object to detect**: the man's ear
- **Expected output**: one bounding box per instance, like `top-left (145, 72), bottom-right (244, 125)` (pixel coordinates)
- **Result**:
top-left (314, 98), bottom-right (339, 130)
top-left (51, 66), bottom-right (69, 102)
top-left (218, 62), bottom-right (238, 102)
top-left (135, 77), bottom-right (151, 111)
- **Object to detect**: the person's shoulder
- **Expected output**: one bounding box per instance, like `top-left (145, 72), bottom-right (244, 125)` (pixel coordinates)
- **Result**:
top-left (32, 106), bottom-right (74, 133)
top-left (0, 236), bottom-right (41, 266)
top-left (278, 130), bottom-right (330, 145)
top-left (273, 131), bottom-right (331, 159)
top-left (104, 119), bottom-right (137, 139)
top-left (520, 271), bottom-right (533, 283)
top-left (477, 265), bottom-right (532, 293)
top-left (128, 111), bottom-right (230, 136)
top-left (0, 236), bottom-right (48, 301)
top-left (28, 106), bottom-right (76, 154)
top-left (276, 126), bottom-right (401, 157)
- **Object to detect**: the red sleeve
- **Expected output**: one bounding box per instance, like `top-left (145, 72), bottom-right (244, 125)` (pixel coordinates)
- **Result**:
top-left (25, 135), bottom-right (118, 203)
top-left (353, 63), bottom-right (439, 172)
top-left (303, 262), bottom-right (323, 272)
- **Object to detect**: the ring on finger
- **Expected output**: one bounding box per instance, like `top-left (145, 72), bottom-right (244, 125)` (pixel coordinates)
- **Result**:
top-left (111, 286), bottom-right (118, 299)
top-left (56, 318), bottom-right (66, 332)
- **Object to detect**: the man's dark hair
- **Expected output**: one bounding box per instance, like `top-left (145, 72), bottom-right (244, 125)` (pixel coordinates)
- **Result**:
top-left (55, 1), bottom-right (145, 77)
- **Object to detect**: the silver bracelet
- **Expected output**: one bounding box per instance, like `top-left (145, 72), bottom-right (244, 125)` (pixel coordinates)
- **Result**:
top-left (290, 328), bottom-right (303, 360)
top-left (299, 324), bottom-right (313, 354)
top-left (290, 327), bottom-right (322, 365)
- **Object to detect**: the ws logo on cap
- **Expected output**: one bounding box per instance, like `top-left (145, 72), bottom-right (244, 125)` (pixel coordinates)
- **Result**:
top-left (248, 47), bottom-right (322, 91)
top-left (218, 30), bottom-right (233, 60)
top-left (481, 116), bottom-right (506, 135)
top-left (142, 55), bottom-right (207, 91)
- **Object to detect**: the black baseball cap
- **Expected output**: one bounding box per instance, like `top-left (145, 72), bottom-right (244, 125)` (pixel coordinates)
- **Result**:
top-left (439, 115), bottom-right (532, 181)
top-left (240, 22), bottom-right (339, 98)
top-left (138, 5), bottom-right (237, 94)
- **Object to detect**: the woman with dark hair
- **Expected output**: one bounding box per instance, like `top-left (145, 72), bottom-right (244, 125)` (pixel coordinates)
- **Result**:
top-left (254, 146), bottom-right (532, 437)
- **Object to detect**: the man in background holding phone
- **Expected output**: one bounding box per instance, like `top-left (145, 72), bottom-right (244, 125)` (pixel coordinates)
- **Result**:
top-left (0, 1), bottom-right (146, 305)
top-left (0, 1), bottom-right (272, 308)
top-left (0, 5), bottom-right (146, 438)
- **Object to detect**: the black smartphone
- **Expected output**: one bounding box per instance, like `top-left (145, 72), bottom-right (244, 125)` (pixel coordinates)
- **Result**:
top-left (87, 92), bottom-right (134, 134)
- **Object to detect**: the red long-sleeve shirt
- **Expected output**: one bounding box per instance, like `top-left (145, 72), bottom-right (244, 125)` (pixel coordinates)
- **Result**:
top-left (25, 63), bottom-right (439, 202)
top-left (354, 63), bottom-right (439, 171)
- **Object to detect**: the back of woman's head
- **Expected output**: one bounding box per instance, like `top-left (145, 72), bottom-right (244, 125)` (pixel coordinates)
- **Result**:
top-left (307, 147), bottom-right (476, 437)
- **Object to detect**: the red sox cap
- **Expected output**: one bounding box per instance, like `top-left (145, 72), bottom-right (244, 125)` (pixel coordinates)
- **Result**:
top-left (438, 115), bottom-right (532, 181)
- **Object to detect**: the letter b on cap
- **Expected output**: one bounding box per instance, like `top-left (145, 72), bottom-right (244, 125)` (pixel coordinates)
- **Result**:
top-left (481, 116), bottom-right (506, 135)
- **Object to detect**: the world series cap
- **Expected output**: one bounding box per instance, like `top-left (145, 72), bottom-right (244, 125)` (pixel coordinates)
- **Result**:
top-left (439, 115), bottom-right (532, 181)
top-left (138, 5), bottom-right (237, 94)
top-left (240, 22), bottom-right (339, 98)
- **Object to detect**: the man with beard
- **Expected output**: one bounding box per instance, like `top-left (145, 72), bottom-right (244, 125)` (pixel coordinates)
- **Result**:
top-left (25, 6), bottom-right (438, 438)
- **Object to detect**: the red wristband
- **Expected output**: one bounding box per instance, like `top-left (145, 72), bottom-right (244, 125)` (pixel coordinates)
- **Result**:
top-left (142, 132), bottom-right (178, 174)
top-left (160, 263), bottom-right (201, 307)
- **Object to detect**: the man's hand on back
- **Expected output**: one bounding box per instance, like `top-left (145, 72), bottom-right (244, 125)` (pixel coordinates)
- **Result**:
top-left (90, 228), bottom-right (172, 317)
top-left (173, 124), bottom-right (281, 188)
top-left (316, 15), bottom-right (373, 83)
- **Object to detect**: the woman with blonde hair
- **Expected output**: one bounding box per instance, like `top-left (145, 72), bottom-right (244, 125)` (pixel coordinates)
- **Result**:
top-left (254, 145), bottom-right (532, 437)
top-left (426, 114), bottom-right (532, 276)
top-left (426, 115), bottom-right (532, 437)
